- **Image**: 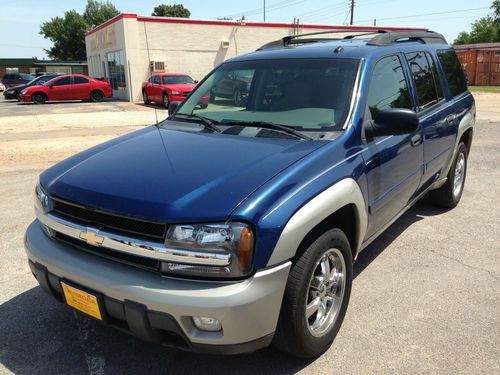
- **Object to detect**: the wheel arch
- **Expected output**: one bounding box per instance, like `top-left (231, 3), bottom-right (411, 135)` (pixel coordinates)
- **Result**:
top-left (31, 91), bottom-right (47, 102)
top-left (266, 178), bottom-right (367, 267)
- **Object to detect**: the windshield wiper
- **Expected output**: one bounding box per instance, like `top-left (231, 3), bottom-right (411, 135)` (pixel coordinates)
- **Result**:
top-left (173, 113), bottom-right (222, 133)
top-left (221, 120), bottom-right (312, 140)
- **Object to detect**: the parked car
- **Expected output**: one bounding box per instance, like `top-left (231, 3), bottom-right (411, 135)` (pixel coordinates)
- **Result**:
top-left (25, 30), bottom-right (473, 358)
top-left (0, 82), bottom-right (5, 92)
top-left (142, 73), bottom-right (207, 108)
top-left (3, 73), bottom-right (62, 100)
top-left (2, 72), bottom-right (34, 88)
top-left (209, 69), bottom-right (253, 105)
top-left (19, 74), bottom-right (112, 104)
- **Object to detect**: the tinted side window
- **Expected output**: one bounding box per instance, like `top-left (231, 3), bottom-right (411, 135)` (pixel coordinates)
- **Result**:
top-left (368, 55), bottom-right (412, 118)
top-left (406, 51), bottom-right (438, 110)
top-left (425, 52), bottom-right (444, 101)
top-left (52, 77), bottom-right (72, 86)
top-left (153, 76), bottom-right (160, 84)
top-left (437, 49), bottom-right (467, 97)
top-left (74, 76), bottom-right (89, 84)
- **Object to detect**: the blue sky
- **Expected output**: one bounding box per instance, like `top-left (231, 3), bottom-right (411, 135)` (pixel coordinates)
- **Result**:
top-left (0, 0), bottom-right (494, 58)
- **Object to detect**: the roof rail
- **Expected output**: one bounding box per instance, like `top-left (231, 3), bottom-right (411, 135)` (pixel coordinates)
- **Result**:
top-left (367, 31), bottom-right (447, 46)
top-left (256, 29), bottom-right (447, 51)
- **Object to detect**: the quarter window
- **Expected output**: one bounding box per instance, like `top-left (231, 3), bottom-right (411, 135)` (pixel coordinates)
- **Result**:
top-left (367, 55), bottom-right (412, 119)
top-left (437, 49), bottom-right (468, 97)
top-left (406, 51), bottom-right (439, 110)
top-left (52, 77), bottom-right (72, 86)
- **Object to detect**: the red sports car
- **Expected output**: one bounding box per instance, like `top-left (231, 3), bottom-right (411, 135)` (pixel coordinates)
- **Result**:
top-left (142, 73), bottom-right (208, 108)
top-left (19, 74), bottom-right (113, 104)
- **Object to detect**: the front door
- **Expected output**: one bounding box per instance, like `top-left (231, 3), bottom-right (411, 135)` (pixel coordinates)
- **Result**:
top-left (363, 54), bottom-right (424, 238)
top-left (49, 76), bottom-right (72, 101)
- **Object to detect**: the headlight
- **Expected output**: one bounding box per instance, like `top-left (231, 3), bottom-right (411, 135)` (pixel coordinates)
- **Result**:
top-left (161, 222), bottom-right (254, 279)
top-left (20, 89), bottom-right (27, 95)
top-left (170, 90), bottom-right (180, 95)
top-left (34, 182), bottom-right (52, 213)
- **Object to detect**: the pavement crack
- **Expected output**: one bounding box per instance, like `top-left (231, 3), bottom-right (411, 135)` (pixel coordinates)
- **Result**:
top-left (73, 311), bottom-right (107, 375)
top-left (420, 247), bottom-right (499, 281)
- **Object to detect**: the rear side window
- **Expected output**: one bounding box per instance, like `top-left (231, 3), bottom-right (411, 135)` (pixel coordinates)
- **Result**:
top-left (74, 76), bottom-right (89, 84)
top-left (406, 51), bottom-right (440, 110)
top-left (437, 49), bottom-right (467, 97)
top-left (367, 55), bottom-right (412, 118)
top-left (52, 77), bottom-right (72, 86)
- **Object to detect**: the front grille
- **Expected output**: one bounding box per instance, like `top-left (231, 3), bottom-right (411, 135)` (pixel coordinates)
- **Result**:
top-left (182, 91), bottom-right (191, 97)
top-left (55, 232), bottom-right (160, 272)
top-left (52, 199), bottom-right (167, 241)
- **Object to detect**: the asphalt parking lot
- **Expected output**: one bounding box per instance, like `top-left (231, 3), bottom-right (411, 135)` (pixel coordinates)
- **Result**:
top-left (0, 94), bottom-right (499, 374)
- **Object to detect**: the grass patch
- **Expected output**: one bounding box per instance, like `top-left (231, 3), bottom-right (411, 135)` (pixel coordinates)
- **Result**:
top-left (469, 86), bottom-right (500, 93)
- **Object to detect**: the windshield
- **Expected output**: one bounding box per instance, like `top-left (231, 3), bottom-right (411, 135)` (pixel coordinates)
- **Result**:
top-left (163, 75), bottom-right (194, 84)
top-left (28, 75), bottom-right (55, 86)
top-left (173, 58), bottom-right (359, 134)
top-left (20, 73), bottom-right (34, 81)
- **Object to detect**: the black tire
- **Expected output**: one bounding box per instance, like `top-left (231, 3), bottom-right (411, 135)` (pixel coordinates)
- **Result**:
top-left (90, 90), bottom-right (104, 102)
top-left (429, 142), bottom-right (468, 209)
top-left (233, 89), bottom-right (244, 106)
top-left (142, 90), bottom-right (150, 104)
top-left (163, 93), bottom-right (169, 109)
top-left (32, 92), bottom-right (47, 104)
top-left (273, 225), bottom-right (353, 358)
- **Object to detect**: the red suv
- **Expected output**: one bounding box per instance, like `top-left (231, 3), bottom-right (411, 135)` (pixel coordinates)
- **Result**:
top-left (142, 73), bottom-right (207, 108)
top-left (19, 74), bottom-right (112, 104)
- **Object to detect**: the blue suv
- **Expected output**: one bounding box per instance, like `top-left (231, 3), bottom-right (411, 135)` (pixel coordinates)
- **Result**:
top-left (25, 30), bottom-right (474, 358)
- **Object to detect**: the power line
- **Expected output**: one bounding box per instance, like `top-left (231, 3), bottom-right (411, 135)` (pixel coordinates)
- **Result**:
top-left (354, 6), bottom-right (489, 24)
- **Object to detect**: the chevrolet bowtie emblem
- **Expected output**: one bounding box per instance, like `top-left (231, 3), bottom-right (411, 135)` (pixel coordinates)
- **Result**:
top-left (79, 228), bottom-right (104, 246)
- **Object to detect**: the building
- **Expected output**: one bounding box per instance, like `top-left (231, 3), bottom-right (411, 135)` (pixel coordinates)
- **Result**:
top-left (0, 58), bottom-right (88, 77)
top-left (454, 43), bottom-right (500, 86)
top-left (85, 13), bottom-right (424, 101)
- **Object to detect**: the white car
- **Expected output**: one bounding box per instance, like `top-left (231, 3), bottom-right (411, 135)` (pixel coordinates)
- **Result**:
top-left (0, 82), bottom-right (5, 92)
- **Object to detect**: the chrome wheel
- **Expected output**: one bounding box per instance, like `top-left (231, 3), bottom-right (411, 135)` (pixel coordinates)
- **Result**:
top-left (453, 152), bottom-right (466, 199)
top-left (163, 94), bottom-right (169, 108)
top-left (233, 89), bottom-right (243, 106)
top-left (305, 248), bottom-right (346, 337)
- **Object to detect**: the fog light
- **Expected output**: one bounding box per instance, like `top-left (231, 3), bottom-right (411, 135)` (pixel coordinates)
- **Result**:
top-left (192, 316), bottom-right (222, 332)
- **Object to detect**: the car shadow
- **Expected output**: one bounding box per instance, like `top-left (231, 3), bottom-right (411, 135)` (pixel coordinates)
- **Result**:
top-left (0, 197), bottom-right (449, 374)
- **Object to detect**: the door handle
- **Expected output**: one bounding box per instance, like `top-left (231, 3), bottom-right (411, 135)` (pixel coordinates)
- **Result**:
top-left (411, 134), bottom-right (422, 147)
top-left (445, 115), bottom-right (456, 125)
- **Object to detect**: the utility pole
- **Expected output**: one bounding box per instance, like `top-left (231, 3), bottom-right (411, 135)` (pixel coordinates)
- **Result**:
top-left (264, 0), bottom-right (266, 22)
top-left (350, 0), bottom-right (355, 25)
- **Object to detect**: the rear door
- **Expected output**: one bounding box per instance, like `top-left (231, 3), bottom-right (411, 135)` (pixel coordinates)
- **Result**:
top-left (72, 76), bottom-right (91, 100)
top-left (404, 51), bottom-right (455, 191)
top-left (363, 54), bottom-right (424, 237)
top-left (49, 76), bottom-right (72, 101)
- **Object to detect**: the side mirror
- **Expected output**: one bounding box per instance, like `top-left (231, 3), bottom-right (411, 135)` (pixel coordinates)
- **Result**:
top-left (194, 80), bottom-right (199, 84)
top-left (365, 108), bottom-right (419, 139)
top-left (168, 101), bottom-right (182, 116)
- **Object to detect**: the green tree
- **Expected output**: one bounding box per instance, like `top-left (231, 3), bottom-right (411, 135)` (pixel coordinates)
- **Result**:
top-left (40, 0), bottom-right (119, 60)
top-left (152, 4), bottom-right (191, 18)
top-left (84, 0), bottom-right (120, 28)
top-left (454, 1), bottom-right (500, 44)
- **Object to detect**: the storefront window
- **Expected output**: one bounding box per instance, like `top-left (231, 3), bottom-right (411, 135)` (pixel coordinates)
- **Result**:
top-left (107, 51), bottom-right (126, 98)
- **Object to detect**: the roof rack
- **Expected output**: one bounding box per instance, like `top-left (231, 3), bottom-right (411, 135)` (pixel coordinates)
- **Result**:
top-left (256, 30), bottom-right (447, 50)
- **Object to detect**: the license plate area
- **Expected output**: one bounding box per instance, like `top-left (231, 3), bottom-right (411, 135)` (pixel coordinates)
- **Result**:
top-left (60, 281), bottom-right (106, 322)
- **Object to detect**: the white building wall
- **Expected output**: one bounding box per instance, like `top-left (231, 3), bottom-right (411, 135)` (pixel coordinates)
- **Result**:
top-left (86, 15), bottom-right (357, 102)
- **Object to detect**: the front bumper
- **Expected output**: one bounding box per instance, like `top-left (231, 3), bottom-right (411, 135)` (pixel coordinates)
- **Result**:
top-left (3, 91), bottom-right (18, 100)
top-left (25, 220), bottom-right (290, 354)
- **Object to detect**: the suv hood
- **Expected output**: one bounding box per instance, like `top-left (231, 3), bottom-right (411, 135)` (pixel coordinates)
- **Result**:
top-left (41, 126), bottom-right (325, 223)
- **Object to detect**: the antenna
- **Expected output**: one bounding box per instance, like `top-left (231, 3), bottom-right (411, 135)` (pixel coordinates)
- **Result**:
top-left (143, 22), bottom-right (159, 125)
